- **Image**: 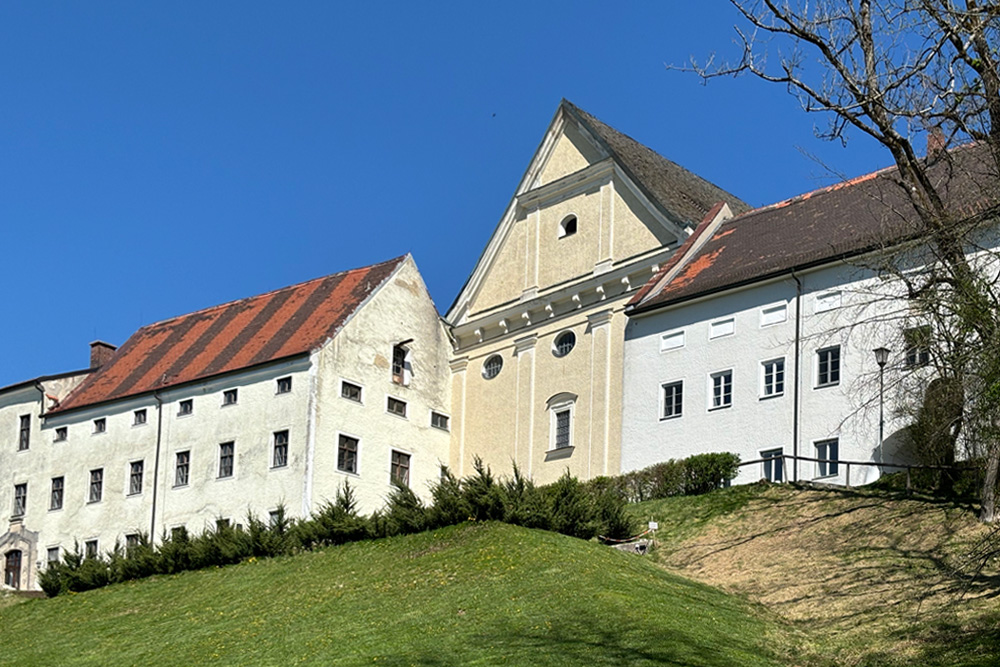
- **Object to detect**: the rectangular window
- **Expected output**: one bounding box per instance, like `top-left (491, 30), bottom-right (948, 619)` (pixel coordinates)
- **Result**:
top-left (54, 427), bottom-right (68, 442)
top-left (178, 399), bottom-right (193, 416)
top-left (84, 540), bottom-right (99, 559)
top-left (709, 317), bottom-right (735, 339)
top-left (761, 358), bottom-right (785, 398)
top-left (276, 376), bottom-right (292, 394)
top-left (174, 451), bottom-right (190, 487)
top-left (661, 381), bottom-right (683, 419)
top-left (762, 449), bottom-right (784, 482)
top-left (815, 291), bottom-right (842, 313)
top-left (554, 410), bottom-right (571, 448)
top-left (272, 430), bottom-right (289, 468)
top-left (341, 381), bottom-right (362, 402)
top-left (660, 330), bottom-right (685, 352)
top-left (223, 389), bottom-right (238, 406)
top-left (47, 547), bottom-right (60, 566)
top-left (904, 326), bottom-right (931, 368)
top-left (710, 370), bottom-right (733, 410)
top-left (128, 461), bottom-right (144, 496)
top-left (18, 415), bottom-right (30, 451)
top-left (815, 439), bottom-right (839, 477)
top-left (50, 477), bottom-right (64, 511)
top-left (392, 344), bottom-right (408, 384)
top-left (93, 418), bottom-right (106, 434)
top-left (218, 442), bottom-right (235, 478)
top-left (89, 469), bottom-right (103, 503)
top-left (338, 434), bottom-right (358, 474)
top-left (133, 409), bottom-right (147, 426)
top-left (125, 534), bottom-right (141, 551)
top-left (760, 303), bottom-right (787, 327)
top-left (13, 483), bottom-right (27, 517)
top-left (269, 510), bottom-right (282, 527)
top-left (391, 450), bottom-right (410, 486)
top-left (216, 518), bottom-right (230, 531)
top-left (431, 411), bottom-right (450, 431)
top-left (387, 397), bottom-right (407, 418)
top-left (817, 346), bottom-right (841, 387)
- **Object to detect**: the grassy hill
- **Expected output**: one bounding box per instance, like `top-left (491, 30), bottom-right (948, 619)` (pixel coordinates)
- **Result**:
top-left (0, 521), bottom-right (798, 666)
top-left (631, 483), bottom-right (1000, 667)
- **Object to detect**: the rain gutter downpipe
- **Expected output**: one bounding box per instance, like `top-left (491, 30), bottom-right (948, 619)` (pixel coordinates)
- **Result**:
top-left (150, 391), bottom-right (164, 542)
top-left (791, 270), bottom-right (803, 483)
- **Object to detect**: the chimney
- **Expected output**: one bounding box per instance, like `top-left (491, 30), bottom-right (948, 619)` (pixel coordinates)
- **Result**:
top-left (90, 340), bottom-right (117, 369)
top-left (927, 127), bottom-right (946, 159)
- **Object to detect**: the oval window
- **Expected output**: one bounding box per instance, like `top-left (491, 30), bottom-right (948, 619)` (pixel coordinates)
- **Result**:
top-left (482, 354), bottom-right (503, 379)
top-left (553, 331), bottom-right (576, 358)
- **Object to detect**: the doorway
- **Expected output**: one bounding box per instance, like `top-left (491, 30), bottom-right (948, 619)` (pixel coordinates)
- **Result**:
top-left (4, 550), bottom-right (22, 589)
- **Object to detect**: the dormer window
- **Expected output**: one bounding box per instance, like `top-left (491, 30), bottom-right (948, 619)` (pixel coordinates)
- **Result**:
top-left (558, 215), bottom-right (578, 238)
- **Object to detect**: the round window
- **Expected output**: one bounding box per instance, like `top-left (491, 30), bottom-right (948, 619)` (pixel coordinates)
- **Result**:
top-left (482, 354), bottom-right (503, 379)
top-left (553, 331), bottom-right (576, 358)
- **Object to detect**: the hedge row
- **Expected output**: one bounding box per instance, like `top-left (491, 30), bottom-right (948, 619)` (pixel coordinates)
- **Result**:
top-left (589, 452), bottom-right (742, 503)
top-left (39, 459), bottom-right (634, 597)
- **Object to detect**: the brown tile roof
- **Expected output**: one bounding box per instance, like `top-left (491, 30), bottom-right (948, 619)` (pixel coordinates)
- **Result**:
top-left (563, 100), bottom-right (752, 225)
top-left (628, 144), bottom-right (999, 314)
top-left (52, 256), bottom-right (408, 413)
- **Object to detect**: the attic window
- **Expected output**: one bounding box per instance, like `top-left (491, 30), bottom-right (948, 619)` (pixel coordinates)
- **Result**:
top-left (558, 215), bottom-right (578, 239)
top-left (391, 340), bottom-right (413, 385)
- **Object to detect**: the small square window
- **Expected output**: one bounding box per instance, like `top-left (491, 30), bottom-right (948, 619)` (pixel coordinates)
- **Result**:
top-left (133, 409), bottom-right (147, 426)
top-left (387, 397), bottom-right (407, 418)
top-left (13, 483), bottom-right (27, 517)
top-left (391, 450), bottom-right (411, 486)
top-left (661, 381), bottom-right (683, 419)
top-left (50, 477), bottom-right (64, 511)
top-left (54, 427), bottom-right (68, 442)
top-left (338, 434), bottom-right (358, 474)
top-left (817, 346), bottom-right (841, 387)
top-left (710, 370), bottom-right (733, 410)
top-left (178, 399), bottom-right (193, 416)
top-left (128, 461), bottom-right (144, 496)
top-left (216, 518), bottom-right (231, 531)
top-left (276, 376), bottom-right (292, 394)
top-left (84, 539), bottom-right (99, 559)
top-left (218, 442), bottom-right (235, 479)
top-left (89, 469), bottom-right (103, 503)
top-left (815, 439), bottom-right (839, 477)
top-left (170, 526), bottom-right (186, 541)
top-left (431, 411), bottom-right (450, 431)
top-left (223, 389), bottom-right (238, 406)
top-left (93, 418), bottom-right (106, 434)
top-left (341, 381), bottom-right (363, 403)
top-left (269, 509), bottom-right (283, 527)
top-left (47, 546), bottom-right (60, 566)
top-left (18, 415), bottom-right (30, 451)
top-left (761, 358), bottom-right (785, 398)
top-left (174, 451), bottom-right (190, 487)
top-left (272, 430), bottom-right (289, 468)
top-left (125, 533), bottom-right (141, 551)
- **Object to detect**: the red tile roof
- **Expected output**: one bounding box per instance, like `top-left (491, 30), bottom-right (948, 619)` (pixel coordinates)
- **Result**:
top-left (52, 256), bottom-right (407, 413)
top-left (628, 144), bottom-right (999, 314)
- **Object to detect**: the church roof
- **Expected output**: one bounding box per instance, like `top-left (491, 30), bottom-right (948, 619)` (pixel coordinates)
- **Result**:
top-left (52, 256), bottom-right (407, 414)
top-left (563, 101), bottom-right (752, 225)
top-left (628, 144), bottom-right (998, 314)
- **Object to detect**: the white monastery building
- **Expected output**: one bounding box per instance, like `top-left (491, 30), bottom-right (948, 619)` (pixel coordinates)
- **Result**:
top-left (4, 100), bottom-right (991, 591)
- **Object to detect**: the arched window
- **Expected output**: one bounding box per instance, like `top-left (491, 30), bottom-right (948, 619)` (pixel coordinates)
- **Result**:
top-left (482, 354), bottom-right (503, 380)
top-left (558, 215), bottom-right (578, 238)
top-left (546, 392), bottom-right (578, 451)
top-left (553, 331), bottom-right (576, 358)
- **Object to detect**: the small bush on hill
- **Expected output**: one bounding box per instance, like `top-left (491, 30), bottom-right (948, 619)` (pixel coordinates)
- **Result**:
top-left (685, 453), bottom-right (741, 495)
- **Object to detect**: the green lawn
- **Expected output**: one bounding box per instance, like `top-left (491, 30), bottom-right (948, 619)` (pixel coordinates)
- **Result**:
top-left (0, 521), bottom-right (801, 666)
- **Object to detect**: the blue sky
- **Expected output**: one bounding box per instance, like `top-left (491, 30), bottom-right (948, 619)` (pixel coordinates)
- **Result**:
top-left (0, 2), bottom-right (891, 387)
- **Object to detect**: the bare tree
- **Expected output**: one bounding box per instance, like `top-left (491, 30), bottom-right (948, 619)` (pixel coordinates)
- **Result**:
top-left (687, 1), bottom-right (1000, 520)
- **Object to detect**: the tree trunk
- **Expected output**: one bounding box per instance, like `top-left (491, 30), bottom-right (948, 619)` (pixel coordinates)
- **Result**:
top-left (980, 443), bottom-right (1000, 523)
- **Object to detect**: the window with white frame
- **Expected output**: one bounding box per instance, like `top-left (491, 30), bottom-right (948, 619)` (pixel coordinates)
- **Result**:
top-left (760, 303), bottom-right (787, 327)
top-left (128, 461), bottom-right (144, 496)
top-left (89, 469), bottom-right (103, 503)
top-left (709, 318), bottom-right (735, 339)
top-left (174, 451), bottom-right (190, 487)
top-left (482, 355), bottom-right (503, 379)
top-left (761, 449), bottom-right (783, 482)
top-left (223, 389), bottom-right (238, 406)
top-left (761, 358), bottom-right (785, 398)
top-left (133, 409), bottom-right (147, 426)
top-left (47, 546), bottom-right (60, 566)
top-left (387, 396), bottom-right (407, 418)
top-left (431, 411), bottom-right (450, 431)
top-left (392, 343), bottom-right (412, 385)
top-left (18, 415), bottom-right (30, 451)
top-left (815, 291), bottom-right (842, 313)
top-left (547, 393), bottom-right (576, 450)
top-left (125, 534), bottom-right (141, 551)
top-left (54, 426), bottom-right (67, 442)
top-left (93, 418), bottom-right (106, 434)
top-left (815, 439), bottom-right (839, 477)
top-left (272, 430), bottom-right (289, 468)
top-left (338, 434), bottom-right (358, 474)
top-left (341, 380), bottom-right (362, 402)
top-left (661, 381), bottom-right (683, 419)
top-left (660, 330), bottom-right (685, 352)
top-left (13, 483), bottom-right (26, 517)
top-left (50, 477), bottom-right (64, 511)
top-left (817, 346), bottom-right (841, 387)
top-left (218, 442), bottom-right (235, 479)
top-left (709, 370), bottom-right (733, 410)
top-left (276, 376), bottom-right (292, 394)
top-left (391, 450), bottom-right (411, 486)
top-left (178, 399), bottom-right (193, 416)
top-left (904, 326), bottom-right (931, 368)
top-left (84, 539), bottom-right (99, 559)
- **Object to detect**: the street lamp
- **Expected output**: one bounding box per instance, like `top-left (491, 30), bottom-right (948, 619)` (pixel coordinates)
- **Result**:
top-left (873, 347), bottom-right (890, 473)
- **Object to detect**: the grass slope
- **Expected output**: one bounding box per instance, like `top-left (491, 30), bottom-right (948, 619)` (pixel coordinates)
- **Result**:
top-left (633, 483), bottom-right (1000, 667)
top-left (0, 522), bottom-right (796, 666)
